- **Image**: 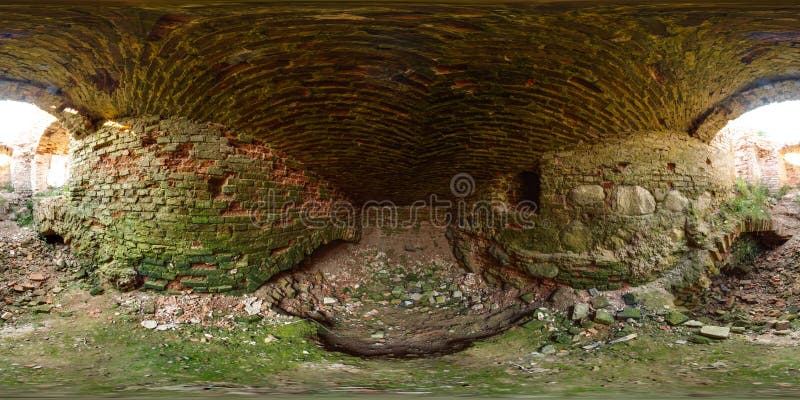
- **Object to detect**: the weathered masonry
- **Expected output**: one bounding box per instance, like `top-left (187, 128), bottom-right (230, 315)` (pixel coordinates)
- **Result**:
top-left (36, 117), bottom-right (357, 291)
top-left (0, 1), bottom-right (795, 292)
top-left (450, 132), bottom-right (734, 291)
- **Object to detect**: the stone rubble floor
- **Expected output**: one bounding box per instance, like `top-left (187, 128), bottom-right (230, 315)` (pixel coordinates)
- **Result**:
top-left (2, 223), bottom-right (800, 397)
top-left (255, 237), bottom-right (536, 357)
top-left (694, 236), bottom-right (800, 325)
top-left (691, 191), bottom-right (800, 342)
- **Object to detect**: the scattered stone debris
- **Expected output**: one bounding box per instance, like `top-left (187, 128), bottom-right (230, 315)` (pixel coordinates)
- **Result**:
top-left (256, 226), bottom-right (535, 357)
top-left (773, 320), bottom-right (791, 331)
top-left (685, 320), bottom-right (704, 328)
top-left (0, 221), bottom-right (81, 324)
top-left (539, 344), bottom-right (557, 355)
top-left (609, 333), bottom-right (637, 345)
top-left (700, 326), bottom-right (731, 340)
top-left (617, 308), bottom-right (642, 320)
top-left (140, 320), bottom-right (158, 329)
top-left (666, 311), bottom-right (689, 326)
top-left (594, 310), bottom-right (615, 325)
top-left (692, 194), bottom-right (800, 338)
top-left (590, 295), bottom-right (610, 309)
top-left (571, 303), bottom-right (590, 320)
top-left (263, 334), bottom-right (278, 344)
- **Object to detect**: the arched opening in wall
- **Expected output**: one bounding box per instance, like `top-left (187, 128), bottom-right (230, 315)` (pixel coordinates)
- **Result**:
top-left (715, 101), bottom-right (800, 195)
top-left (710, 100), bottom-right (798, 285)
top-left (40, 231), bottom-right (65, 245)
top-left (694, 96), bottom-right (800, 322)
top-left (0, 100), bottom-right (57, 196)
top-left (33, 121), bottom-right (71, 193)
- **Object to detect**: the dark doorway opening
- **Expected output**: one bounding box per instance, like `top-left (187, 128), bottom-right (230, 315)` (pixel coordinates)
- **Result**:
top-left (518, 170), bottom-right (541, 206)
top-left (41, 233), bottom-right (65, 245)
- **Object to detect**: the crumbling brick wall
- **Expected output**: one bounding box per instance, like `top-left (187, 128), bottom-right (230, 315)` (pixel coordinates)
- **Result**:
top-left (0, 145), bottom-right (11, 189)
top-left (779, 144), bottom-right (800, 188)
top-left (735, 135), bottom-right (785, 192)
top-left (451, 131), bottom-right (734, 290)
top-left (36, 116), bottom-right (358, 292)
top-left (721, 127), bottom-right (795, 193)
top-left (10, 149), bottom-right (33, 195)
top-left (32, 121), bottom-right (70, 192)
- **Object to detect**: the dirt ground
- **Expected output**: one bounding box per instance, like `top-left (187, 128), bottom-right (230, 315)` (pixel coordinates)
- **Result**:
top-left (256, 225), bottom-right (534, 357)
top-left (693, 192), bottom-right (800, 330)
top-left (2, 200), bottom-right (800, 398)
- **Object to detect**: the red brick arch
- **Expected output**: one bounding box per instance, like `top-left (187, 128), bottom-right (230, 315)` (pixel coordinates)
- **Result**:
top-left (0, 80), bottom-right (91, 194)
top-left (0, 80), bottom-right (66, 118)
top-left (692, 79), bottom-right (800, 142)
top-left (2, 4), bottom-right (799, 203)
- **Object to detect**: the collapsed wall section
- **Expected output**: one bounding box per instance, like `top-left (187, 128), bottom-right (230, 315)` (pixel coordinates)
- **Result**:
top-left (35, 116), bottom-right (358, 292)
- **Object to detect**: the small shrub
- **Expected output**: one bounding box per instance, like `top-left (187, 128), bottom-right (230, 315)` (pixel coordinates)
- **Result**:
top-left (721, 179), bottom-right (772, 223)
top-left (724, 234), bottom-right (764, 275)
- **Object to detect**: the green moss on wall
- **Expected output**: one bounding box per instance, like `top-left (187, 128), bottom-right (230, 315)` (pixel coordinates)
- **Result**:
top-left (34, 117), bottom-right (359, 292)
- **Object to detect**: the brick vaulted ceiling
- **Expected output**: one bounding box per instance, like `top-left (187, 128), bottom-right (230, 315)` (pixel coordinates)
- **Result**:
top-left (0, 1), bottom-right (798, 203)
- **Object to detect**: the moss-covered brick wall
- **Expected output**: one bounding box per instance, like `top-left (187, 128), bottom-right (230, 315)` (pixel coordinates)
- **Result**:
top-left (36, 116), bottom-right (358, 292)
top-left (451, 131), bottom-right (734, 290)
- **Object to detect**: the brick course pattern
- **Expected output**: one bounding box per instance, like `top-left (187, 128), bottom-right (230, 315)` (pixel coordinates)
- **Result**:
top-left (4, 2), bottom-right (798, 294)
top-left (0, 3), bottom-right (797, 203)
top-left (733, 134), bottom-right (785, 192)
top-left (717, 126), bottom-right (800, 193)
top-left (36, 117), bottom-right (358, 292)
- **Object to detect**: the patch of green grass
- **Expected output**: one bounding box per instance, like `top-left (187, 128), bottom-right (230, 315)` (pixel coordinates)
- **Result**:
top-left (33, 187), bottom-right (64, 197)
top-left (15, 198), bottom-right (34, 227)
top-left (86, 319), bottom-right (327, 385)
top-left (719, 179), bottom-right (771, 225)
top-left (0, 313), bottom-right (338, 394)
top-left (3, 306), bottom-right (800, 397)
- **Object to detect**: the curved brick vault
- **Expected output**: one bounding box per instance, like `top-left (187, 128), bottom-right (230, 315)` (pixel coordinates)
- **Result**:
top-left (1, 1), bottom-right (798, 203)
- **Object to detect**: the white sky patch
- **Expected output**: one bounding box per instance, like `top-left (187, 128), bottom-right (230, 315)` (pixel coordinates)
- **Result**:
top-left (724, 100), bottom-right (800, 146)
top-left (0, 100), bottom-right (57, 147)
top-left (784, 152), bottom-right (800, 167)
